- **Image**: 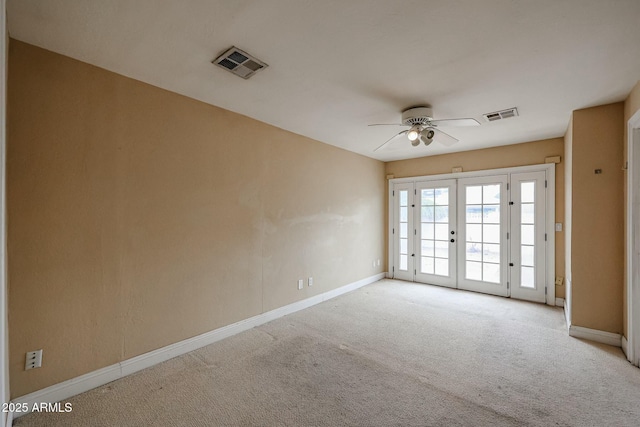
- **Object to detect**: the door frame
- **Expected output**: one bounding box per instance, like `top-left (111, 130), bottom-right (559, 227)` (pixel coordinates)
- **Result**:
top-left (387, 163), bottom-right (556, 305)
top-left (626, 109), bottom-right (640, 366)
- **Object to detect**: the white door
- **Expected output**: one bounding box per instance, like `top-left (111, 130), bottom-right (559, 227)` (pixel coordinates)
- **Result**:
top-left (457, 175), bottom-right (509, 297)
top-left (415, 180), bottom-right (457, 288)
top-left (510, 172), bottom-right (547, 303)
top-left (392, 183), bottom-right (415, 281)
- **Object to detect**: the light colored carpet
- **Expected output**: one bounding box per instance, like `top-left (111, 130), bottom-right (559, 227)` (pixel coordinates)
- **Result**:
top-left (13, 279), bottom-right (640, 426)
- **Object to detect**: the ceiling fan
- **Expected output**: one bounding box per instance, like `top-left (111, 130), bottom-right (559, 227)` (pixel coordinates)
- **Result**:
top-left (370, 106), bottom-right (480, 152)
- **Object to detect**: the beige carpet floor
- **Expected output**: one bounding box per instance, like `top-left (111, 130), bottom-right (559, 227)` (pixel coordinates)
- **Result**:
top-left (13, 279), bottom-right (640, 426)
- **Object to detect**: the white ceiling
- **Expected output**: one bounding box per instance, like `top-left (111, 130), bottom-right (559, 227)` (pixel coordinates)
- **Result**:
top-left (7, 0), bottom-right (640, 161)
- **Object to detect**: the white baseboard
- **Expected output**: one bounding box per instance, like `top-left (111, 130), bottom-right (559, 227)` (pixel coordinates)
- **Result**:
top-left (10, 273), bottom-right (386, 419)
top-left (555, 297), bottom-right (564, 307)
top-left (622, 336), bottom-right (629, 358)
top-left (569, 324), bottom-right (622, 347)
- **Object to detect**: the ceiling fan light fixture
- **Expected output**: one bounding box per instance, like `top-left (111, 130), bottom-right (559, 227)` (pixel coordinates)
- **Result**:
top-left (420, 128), bottom-right (435, 146)
top-left (407, 125), bottom-right (421, 141)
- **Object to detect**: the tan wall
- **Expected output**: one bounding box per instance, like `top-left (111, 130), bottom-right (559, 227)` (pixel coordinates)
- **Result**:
top-left (623, 80), bottom-right (640, 337)
top-left (569, 103), bottom-right (624, 333)
top-left (7, 40), bottom-right (385, 397)
top-left (385, 138), bottom-right (565, 298)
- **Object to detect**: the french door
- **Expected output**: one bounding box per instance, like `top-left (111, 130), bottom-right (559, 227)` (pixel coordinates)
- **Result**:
top-left (509, 171), bottom-right (547, 303)
top-left (415, 180), bottom-right (457, 288)
top-left (391, 169), bottom-right (549, 303)
top-left (457, 175), bottom-right (509, 297)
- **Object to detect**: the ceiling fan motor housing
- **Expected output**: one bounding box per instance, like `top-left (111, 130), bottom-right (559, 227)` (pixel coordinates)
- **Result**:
top-left (402, 107), bottom-right (433, 126)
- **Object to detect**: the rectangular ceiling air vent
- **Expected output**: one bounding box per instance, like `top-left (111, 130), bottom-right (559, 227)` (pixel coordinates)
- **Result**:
top-left (483, 107), bottom-right (519, 122)
top-left (212, 46), bottom-right (268, 79)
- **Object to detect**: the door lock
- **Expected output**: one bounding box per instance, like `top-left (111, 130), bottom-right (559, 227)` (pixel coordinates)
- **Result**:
top-left (450, 239), bottom-right (455, 243)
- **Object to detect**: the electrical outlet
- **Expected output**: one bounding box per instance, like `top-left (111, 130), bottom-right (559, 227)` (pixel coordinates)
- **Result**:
top-left (298, 279), bottom-right (303, 290)
top-left (377, 259), bottom-right (381, 266)
top-left (25, 349), bottom-right (43, 370)
top-left (372, 260), bottom-right (376, 268)
top-left (308, 277), bottom-right (313, 286)
top-left (555, 277), bottom-right (564, 286)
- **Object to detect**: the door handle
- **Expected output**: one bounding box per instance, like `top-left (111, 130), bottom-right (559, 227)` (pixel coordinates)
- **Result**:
top-left (450, 239), bottom-right (455, 243)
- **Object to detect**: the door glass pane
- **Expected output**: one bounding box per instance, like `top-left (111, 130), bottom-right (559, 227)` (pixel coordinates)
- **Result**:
top-left (420, 185), bottom-right (451, 277)
top-left (521, 203), bottom-right (534, 224)
top-left (421, 189), bottom-right (434, 205)
top-left (435, 223), bottom-right (448, 240)
top-left (521, 182), bottom-right (535, 203)
top-left (435, 206), bottom-right (448, 223)
top-left (400, 255), bottom-right (407, 270)
top-left (483, 224), bottom-right (500, 243)
top-left (398, 189), bottom-right (410, 273)
top-left (421, 256), bottom-right (434, 274)
top-left (400, 190), bottom-right (408, 206)
top-left (466, 205), bottom-right (482, 223)
top-left (466, 224), bottom-right (482, 242)
top-left (519, 181), bottom-right (536, 289)
top-left (483, 243), bottom-right (500, 263)
top-left (400, 222), bottom-right (408, 238)
top-left (466, 243), bottom-right (482, 261)
top-left (421, 239), bottom-right (434, 256)
top-left (423, 223), bottom-right (434, 239)
top-left (464, 183), bottom-right (502, 283)
top-left (400, 239), bottom-right (408, 254)
top-left (422, 206), bottom-right (434, 222)
top-left (521, 266), bottom-right (535, 288)
top-left (400, 206), bottom-right (407, 222)
top-left (521, 245), bottom-right (534, 266)
top-left (435, 241), bottom-right (448, 258)
top-left (467, 186), bottom-right (482, 204)
top-left (521, 224), bottom-right (534, 245)
top-left (435, 188), bottom-right (448, 205)
top-left (483, 185), bottom-right (501, 204)
top-left (482, 205), bottom-right (500, 223)
top-left (466, 261), bottom-right (482, 281)
top-left (435, 258), bottom-right (448, 276)
top-left (483, 263), bottom-right (501, 284)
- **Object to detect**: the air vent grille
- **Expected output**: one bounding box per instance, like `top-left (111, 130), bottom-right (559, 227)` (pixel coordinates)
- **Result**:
top-left (212, 47), bottom-right (268, 79)
top-left (483, 107), bottom-right (519, 122)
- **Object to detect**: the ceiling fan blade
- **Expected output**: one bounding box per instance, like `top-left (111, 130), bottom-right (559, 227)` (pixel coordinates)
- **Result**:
top-left (374, 130), bottom-right (408, 151)
top-left (432, 127), bottom-right (459, 146)
top-left (368, 123), bottom-right (406, 127)
top-left (430, 118), bottom-right (480, 127)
